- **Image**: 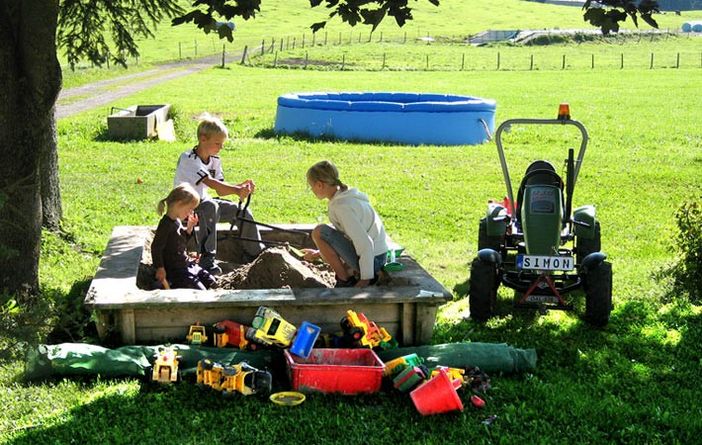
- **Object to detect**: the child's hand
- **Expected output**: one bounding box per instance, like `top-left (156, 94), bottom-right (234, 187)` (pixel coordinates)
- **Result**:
top-left (238, 182), bottom-right (253, 200)
top-left (186, 212), bottom-right (199, 232)
top-left (155, 267), bottom-right (166, 282)
top-left (302, 248), bottom-right (320, 262)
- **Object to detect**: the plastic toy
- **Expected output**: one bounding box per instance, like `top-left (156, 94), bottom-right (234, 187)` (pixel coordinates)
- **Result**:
top-left (151, 346), bottom-right (181, 384)
top-left (270, 391), bottom-right (306, 406)
top-left (383, 353), bottom-right (423, 377)
top-left (410, 369), bottom-right (464, 416)
top-left (186, 322), bottom-right (208, 345)
top-left (430, 366), bottom-right (466, 385)
top-left (196, 359), bottom-right (272, 396)
top-left (246, 306), bottom-right (297, 348)
top-left (340, 310), bottom-right (398, 350)
top-left (470, 104), bottom-right (612, 326)
top-left (289, 321), bottom-right (321, 359)
top-left (213, 320), bottom-right (256, 350)
top-left (393, 365), bottom-right (429, 392)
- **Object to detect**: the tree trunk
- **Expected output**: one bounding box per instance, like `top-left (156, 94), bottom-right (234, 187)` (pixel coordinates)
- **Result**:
top-left (41, 118), bottom-right (62, 230)
top-left (0, 0), bottom-right (61, 294)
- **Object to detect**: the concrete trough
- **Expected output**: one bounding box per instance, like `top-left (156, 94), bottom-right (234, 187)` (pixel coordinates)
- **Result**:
top-left (85, 225), bottom-right (451, 346)
top-left (106, 104), bottom-right (170, 140)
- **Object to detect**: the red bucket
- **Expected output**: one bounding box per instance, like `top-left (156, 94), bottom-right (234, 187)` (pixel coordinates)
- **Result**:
top-left (410, 369), bottom-right (464, 415)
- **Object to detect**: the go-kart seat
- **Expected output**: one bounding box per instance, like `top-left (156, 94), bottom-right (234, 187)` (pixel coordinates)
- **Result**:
top-left (515, 160), bottom-right (564, 226)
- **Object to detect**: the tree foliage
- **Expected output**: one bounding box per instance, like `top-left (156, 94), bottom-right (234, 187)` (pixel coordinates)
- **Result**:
top-left (58, 0), bottom-right (184, 69)
top-left (583, 0), bottom-right (659, 35)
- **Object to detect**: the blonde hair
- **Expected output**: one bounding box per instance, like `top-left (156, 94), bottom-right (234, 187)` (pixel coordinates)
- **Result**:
top-left (306, 160), bottom-right (347, 191)
top-left (157, 183), bottom-right (200, 215)
top-left (197, 112), bottom-right (229, 140)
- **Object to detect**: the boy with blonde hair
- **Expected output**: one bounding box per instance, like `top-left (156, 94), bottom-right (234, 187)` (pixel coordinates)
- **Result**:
top-left (174, 113), bottom-right (264, 274)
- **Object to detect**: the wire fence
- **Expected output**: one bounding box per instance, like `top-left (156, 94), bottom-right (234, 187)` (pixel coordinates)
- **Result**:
top-left (232, 29), bottom-right (702, 72)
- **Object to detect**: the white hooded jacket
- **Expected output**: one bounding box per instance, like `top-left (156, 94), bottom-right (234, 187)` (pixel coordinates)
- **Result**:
top-left (328, 187), bottom-right (389, 280)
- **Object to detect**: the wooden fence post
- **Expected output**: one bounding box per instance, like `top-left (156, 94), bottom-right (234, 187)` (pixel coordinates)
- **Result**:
top-left (179, 42), bottom-right (182, 60)
top-left (650, 52), bottom-right (654, 69)
top-left (240, 45), bottom-right (248, 65)
top-left (341, 53), bottom-right (345, 70)
top-left (261, 39), bottom-right (265, 56)
top-left (221, 44), bottom-right (226, 68)
top-left (461, 53), bottom-right (465, 71)
top-left (530, 54), bottom-right (534, 70)
top-left (562, 54), bottom-right (566, 70)
top-left (676, 52), bottom-right (680, 68)
top-left (620, 53), bottom-right (624, 69)
top-left (497, 52), bottom-right (500, 70)
top-left (591, 53), bottom-right (594, 69)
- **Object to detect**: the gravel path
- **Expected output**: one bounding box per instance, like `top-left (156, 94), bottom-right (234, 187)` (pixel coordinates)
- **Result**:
top-left (56, 53), bottom-right (237, 119)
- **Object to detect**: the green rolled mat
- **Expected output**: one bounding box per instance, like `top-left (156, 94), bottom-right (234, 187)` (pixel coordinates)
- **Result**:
top-left (376, 342), bottom-right (537, 374)
top-left (24, 343), bottom-right (279, 380)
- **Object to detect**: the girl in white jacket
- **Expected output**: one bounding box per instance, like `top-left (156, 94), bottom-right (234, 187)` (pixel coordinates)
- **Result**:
top-left (303, 160), bottom-right (388, 288)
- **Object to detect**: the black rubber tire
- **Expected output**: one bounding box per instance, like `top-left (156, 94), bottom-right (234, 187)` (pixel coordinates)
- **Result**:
top-left (478, 218), bottom-right (502, 252)
top-left (576, 221), bottom-right (601, 264)
top-left (469, 257), bottom-right (500, 322)
top-left (584, 260), bottom-right (612, 327)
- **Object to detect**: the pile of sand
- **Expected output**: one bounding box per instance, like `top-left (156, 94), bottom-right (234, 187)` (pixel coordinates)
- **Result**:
top-left (214, 246), bottom-right (335, 290)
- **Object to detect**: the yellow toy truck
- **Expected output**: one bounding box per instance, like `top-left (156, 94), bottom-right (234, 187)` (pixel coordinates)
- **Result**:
top-left (245, 306), bottom-right (297, 348)
top-left (151, 346), bottom-right (181, 384)
top-left (186, 322), bottom-right (208, 345)
top-left (341, 310), bottom-right (398, 350)
top-left (212, 320), bottom-right (256, 350)
top-left (196, 359), bottom-right (272, 396)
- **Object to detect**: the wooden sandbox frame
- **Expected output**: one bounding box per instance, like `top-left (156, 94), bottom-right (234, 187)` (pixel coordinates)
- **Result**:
top-left (85, 225), bottom-right (452, 345)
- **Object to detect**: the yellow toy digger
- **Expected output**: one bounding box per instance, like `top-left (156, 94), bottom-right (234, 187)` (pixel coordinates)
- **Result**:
top-left (196, 359), bottom-right (272, 396)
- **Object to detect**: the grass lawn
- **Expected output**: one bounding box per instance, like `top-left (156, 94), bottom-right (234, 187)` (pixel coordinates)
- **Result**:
top-left (1, 61), bottom-right (701, 443)
top-left (61, 0), bottom-right (702, 88)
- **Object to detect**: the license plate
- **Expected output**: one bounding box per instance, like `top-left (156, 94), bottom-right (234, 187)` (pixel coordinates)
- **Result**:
top-left (517, 254), bottom-right (574, 271)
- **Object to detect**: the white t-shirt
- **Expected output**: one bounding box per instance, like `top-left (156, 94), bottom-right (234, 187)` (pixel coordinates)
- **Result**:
top-left (174, 148), bottom-right (224, 199)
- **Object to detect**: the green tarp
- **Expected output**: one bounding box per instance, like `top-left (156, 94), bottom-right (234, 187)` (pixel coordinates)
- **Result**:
top-left (24, 342), bottom-right (536, 381)
top-left (25, 343), bottom-right (278, 381)
top-left (376, 343), bottom-right (537, 374)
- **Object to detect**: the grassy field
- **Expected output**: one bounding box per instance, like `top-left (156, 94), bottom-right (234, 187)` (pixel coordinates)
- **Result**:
top-left (1, 60), bottom-right (701, 443)
top-left (61, 0), bottom-right (702, 87)
top-left (250, 32), bottom-right (702, 71)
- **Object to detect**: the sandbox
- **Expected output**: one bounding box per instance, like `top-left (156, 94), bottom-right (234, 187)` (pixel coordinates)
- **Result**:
top-left (85, 224), bottom-right (451, 345)
top-left (274, 92), bottom-right (496, 146)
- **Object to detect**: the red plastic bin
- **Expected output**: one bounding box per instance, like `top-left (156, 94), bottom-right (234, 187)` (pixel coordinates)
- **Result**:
top-left (284, 348), bottom-right (384, 395)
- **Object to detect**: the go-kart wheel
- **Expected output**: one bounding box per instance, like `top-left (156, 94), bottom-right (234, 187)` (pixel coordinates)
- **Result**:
top-left (478, 218), bottom-right (502, 252)
top-left (584, 260), bottom-right (612, 327)
top-left (576, 221), bottom-right (601, 263)
top-left (469, 257), bottom-right (500, 322)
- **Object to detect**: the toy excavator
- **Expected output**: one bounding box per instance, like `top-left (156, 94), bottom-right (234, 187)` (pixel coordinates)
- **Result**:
top-left (196, 359), bottom-right (272, 396)
top-left (340, 310), bottom-right (398, 350)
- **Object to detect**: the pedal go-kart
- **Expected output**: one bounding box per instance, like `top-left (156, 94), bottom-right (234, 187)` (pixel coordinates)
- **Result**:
top-left (469, 104), bottom-right (612, 326)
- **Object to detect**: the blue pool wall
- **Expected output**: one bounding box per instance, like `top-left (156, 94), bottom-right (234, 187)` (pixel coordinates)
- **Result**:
top-left (273, 92), bottom-right (497, 146)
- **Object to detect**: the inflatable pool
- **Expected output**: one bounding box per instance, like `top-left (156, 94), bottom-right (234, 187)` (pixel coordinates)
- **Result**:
top-left (273, 92), bottom-right (496, 146)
